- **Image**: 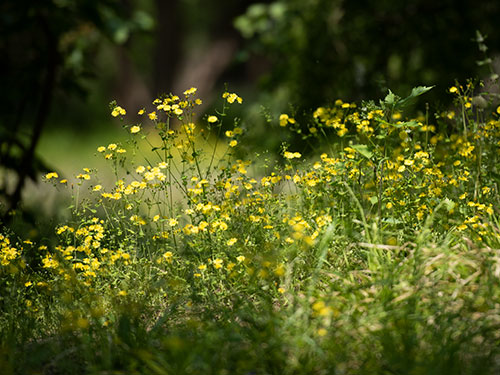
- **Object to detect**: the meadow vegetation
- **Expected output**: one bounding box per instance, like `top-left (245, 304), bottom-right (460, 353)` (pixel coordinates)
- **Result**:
top-left (1, 82), bottom-right (500, 374)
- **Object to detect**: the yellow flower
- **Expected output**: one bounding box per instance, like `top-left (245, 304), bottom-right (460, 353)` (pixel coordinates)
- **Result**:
top-left (93, 185), bottom-right (102, 192)
top-left (497, 106), bottom-right (500, 114)
top-left (107, 143), bottom-right (117, 151)
top-left (207, 115), bottom-right (218, 123)
top-left (449, 86), bottom-right (458, 93)
top-left (148, 111), bottom-right (158, 120)
top-left (184, 87), bottom-right (197, 96)
top-left (198, 264), bottom-right (207, 271)
top-left (236, 255), bottom-right (245, 263)
top-left (213, 258), bottom-right (223, 269)
top-left (138, 109), bottom-right (145, 115)
top-left (97, 146), bottom-right (106, 153)
top-left (45, 172), bottom-right (59, 180)
top-left (317, 328), bottom-right (327, 337)
top-left (284, 151), bottom-right (301, 159)
top-left (111, 106), bottom-right (126, 117)
top-left (130, 125), bottom-right (141, 134)
top-left (117, 290), bottom-right (128, 296)
top-left (279, 114), bottom-right (291, 127)
top-left (229, 140), bottom-right (238, 147)
top-left (227, 238), bottom-right (237, 246)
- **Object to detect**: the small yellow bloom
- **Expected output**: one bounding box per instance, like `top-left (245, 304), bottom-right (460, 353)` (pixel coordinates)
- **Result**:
top-left (111, 106), bottom-right (126, 117)
top-left (284, 151), bottom-right (301, 159)
top-left (138, 109), bottom-right (145, 115)
top-left (148, 111), bottom-right (157, 120)
top-left (229, 140), bottom-right (238, 147)
top-left (97, 146), bottom-right (106, 153)
top-left (236, 255), bottom-right (245, 263)
top-left (207, 115), bottom-right (218, 123)
top-left (45, 172), bottom-right (59, 180)
top-left (117, 290), bottom-right (128, 296)
top-left (317, 328), bottom-right (327, 337)
top-left (496, 106), bottom-right (500, 114)
top-left (449, 86), bottom-right (458, 93)
top-left (93, 185), bottom-right (102, 192)
top-left (227, 238), bottom-right (237, 246)
top-left (279, 114), bottom-right (290, 127)
top-left (130, 125), bottom-right (141, 134)
top-left (107, 143), bottom-right (117, 151)
top-left (184, 87), bottom-right (197, 95)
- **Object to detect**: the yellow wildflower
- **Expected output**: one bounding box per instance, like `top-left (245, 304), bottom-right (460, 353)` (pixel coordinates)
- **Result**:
top-left (111, 106), bottom-right (126, 117)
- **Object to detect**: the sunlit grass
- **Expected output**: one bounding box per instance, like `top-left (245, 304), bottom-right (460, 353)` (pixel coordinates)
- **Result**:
top-left (2, 83), bottom-right (500, 375)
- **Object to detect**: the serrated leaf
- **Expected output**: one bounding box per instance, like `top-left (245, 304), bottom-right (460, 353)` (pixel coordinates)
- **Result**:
top-left (398, 85), bottom-right (434, 107)
top-left (384, 90), bottom-right (396, 105)
top-left (351, 144), bottom-right (373, 159)
top-left (409, 85), bottom-right (434, 98)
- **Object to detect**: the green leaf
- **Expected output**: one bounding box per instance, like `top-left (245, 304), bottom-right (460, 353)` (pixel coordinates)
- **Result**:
top-left (351, 144), bottom-right (373, 159)
top-left (369, 196), bottom-right (379, 205)
top-left (398, 86), bottom-right (434, 107)
top-left (376, 119), bottom-right (420, 128)
top-left (384, 90), bottom-right (396, 105)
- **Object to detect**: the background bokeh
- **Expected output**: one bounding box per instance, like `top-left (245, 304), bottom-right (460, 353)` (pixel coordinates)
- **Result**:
top-left (1, 0), bottom-right (499, 233)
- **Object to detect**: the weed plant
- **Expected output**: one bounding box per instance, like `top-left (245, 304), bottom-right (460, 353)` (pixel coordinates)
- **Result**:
top-left (1, 83), bottom-right (500, 374)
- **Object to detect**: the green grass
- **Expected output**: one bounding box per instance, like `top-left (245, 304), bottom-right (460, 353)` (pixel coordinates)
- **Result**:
top-left (1, 84), bottom-right (500, 374)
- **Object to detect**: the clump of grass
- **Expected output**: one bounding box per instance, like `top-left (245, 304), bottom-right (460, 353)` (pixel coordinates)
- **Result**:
top-left (1, 83), bottom-right (500, 374)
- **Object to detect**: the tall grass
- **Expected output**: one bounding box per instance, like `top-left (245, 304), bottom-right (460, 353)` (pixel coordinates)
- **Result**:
top-left (1, 84), bottom-right (500, 374)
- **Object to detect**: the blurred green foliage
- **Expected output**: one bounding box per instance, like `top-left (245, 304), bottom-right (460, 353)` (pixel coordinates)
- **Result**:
top-left (0, 0), bottom-right (153, 223)
top-left (235, 0), bottom-right (500, 111)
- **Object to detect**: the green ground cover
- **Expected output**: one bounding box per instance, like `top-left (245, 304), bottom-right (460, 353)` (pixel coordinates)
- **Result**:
top-left (1, 84), bottom-right (500, 374)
